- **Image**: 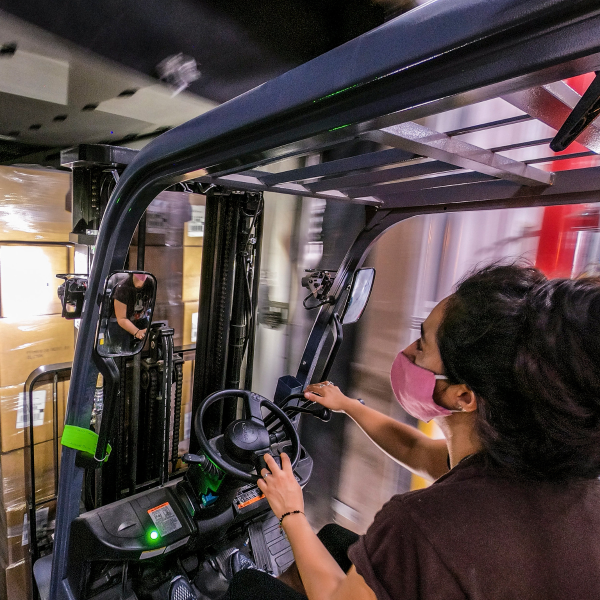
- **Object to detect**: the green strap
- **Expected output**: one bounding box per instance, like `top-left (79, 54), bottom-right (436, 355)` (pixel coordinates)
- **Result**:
top-left (62, 425), bottom-right (112, 462)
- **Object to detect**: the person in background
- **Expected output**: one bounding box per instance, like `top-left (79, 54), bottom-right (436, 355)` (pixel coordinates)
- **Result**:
top-left (226, 264), bottom-right (600, 600)
top-left (106, 272), bottom-right (153, 353)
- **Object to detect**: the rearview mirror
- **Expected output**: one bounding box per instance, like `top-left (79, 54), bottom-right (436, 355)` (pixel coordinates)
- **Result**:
top-left (96, 271), bottom-right (157, 358)
top-left (341, 268), bottom-right (375, 324)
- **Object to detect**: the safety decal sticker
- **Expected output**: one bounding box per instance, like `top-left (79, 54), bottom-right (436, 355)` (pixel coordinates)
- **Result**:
top-left (147, 502), bottom-right (182, 536)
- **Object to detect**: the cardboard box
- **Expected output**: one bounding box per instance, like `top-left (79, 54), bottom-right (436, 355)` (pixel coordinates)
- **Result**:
top-left (0, 165), bottom-right (71, 244)
top-left (0, 381), bottom-right (67, 453)
top-left (181, 360), bottom-right (193, 409)
top-left (0, 439), bottom-right (59, 509)
top-left (0, 558), bottom-right (32, 600)
top-left (183, 302), bottom-right (198, 346)
top-left (184, 195), bottom-right (205, 246)
top-left (0, 316), bottom-right (74, 388)
top-left (128, 246), bottom-right (183, 305)
top-left (0, 245), bottom-right (71, 318)
top-left (179, 361), bottom-right (194, 446)
top-left (152, 302), bottom-right (184, 347)
top-left (0, 501), bottom-right (55, 566)
top-left (182, 246), bottom-right (202, 303)
top-left (131, 191), bottom-right (193, 247)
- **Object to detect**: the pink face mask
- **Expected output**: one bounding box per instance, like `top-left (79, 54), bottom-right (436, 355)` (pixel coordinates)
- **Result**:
top-left (390, 351), bottom-right (453, 422)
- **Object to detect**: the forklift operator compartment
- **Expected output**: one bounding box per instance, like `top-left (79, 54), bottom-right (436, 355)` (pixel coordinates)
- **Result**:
top-left (41, 1), bottom-right (600, 599)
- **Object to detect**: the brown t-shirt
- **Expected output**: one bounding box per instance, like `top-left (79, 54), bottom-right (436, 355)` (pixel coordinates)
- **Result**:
top-left (348, 454), bottom-right (600, 600)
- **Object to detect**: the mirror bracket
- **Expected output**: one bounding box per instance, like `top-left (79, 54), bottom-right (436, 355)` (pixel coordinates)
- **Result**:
top-left (56, 274), bottom-right (88, 320)
top-left (301, 269), bottom-right (337, 310)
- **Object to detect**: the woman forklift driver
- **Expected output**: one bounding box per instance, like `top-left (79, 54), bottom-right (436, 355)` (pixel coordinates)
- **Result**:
top-left (233, 264), bottom-right (600, 600)
top-left (112, 273), bottom-right (152, 340)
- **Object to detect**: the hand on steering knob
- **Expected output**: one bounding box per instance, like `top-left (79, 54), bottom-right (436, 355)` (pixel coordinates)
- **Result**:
top-left (304, 381), bottom-right (354, 413)
top-left (256, 453), bottom-right (304, 520)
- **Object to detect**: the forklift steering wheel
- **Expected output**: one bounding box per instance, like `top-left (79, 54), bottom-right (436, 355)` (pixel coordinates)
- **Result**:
top-left (194, 389), bottom-right (301, 484)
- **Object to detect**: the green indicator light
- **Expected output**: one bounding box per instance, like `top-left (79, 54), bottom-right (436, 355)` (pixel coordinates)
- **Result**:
top-left (313, 82), bottom-right (361, 103)
top-left (150, 530), bottom-right (159, 540)
top-left (329, 124), bottom-right (352, 132)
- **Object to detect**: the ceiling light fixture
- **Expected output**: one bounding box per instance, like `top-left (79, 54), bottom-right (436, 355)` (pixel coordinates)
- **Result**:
top-left (156, 53), bottom-right (200, 96)
top-left (118, 89), bottom-right (139, 98)
top-left (0, 43), bottom-right (17, 57)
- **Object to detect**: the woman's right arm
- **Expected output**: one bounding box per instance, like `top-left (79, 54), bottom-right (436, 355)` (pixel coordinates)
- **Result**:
top-left (304, 383), bottom-right (448, 482)
top-left (114, 299), bottom-right (140, 336)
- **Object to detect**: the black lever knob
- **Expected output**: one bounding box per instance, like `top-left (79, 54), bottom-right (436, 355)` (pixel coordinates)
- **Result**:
top-left (268, 430), bottom-right (287, 445)
top-left (182, 453), bottom-right (204, 464)
top-left (310, 405), bottom-right (331, 422)
top-left (254, 454), bottom-right (269, 476)
top-left (182, 453), bottom-right (221, 478)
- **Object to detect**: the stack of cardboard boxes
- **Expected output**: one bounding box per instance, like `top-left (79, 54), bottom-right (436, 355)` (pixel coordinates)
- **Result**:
top-left (0, 165), bottom-right (76, 600)
top-left (0, 166), bottom-right (204, 596)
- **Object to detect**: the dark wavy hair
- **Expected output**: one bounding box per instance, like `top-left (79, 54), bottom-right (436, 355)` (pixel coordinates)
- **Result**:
top-left (437, 263), bottom-right (600, 481)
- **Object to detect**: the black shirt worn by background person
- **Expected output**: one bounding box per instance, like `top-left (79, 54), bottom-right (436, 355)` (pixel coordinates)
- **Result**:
top-left (348, 453), bottom-right (600, 600)
top-left (112, 276), bottom-right (152, 329)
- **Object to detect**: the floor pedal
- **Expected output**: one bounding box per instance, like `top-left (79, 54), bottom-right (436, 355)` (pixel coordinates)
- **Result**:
top-left (213, 547), bottom-right (238, 579)
top-left (169, 575), bottom-right (199, 600)
top-left (261, 514), bottom-right (295, 577)
top-left (248, 521), bottom-right (272, 573)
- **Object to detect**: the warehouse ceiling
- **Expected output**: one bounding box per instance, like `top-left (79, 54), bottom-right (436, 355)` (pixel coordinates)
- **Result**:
top-left (0, 0), bottom-right (408, 163)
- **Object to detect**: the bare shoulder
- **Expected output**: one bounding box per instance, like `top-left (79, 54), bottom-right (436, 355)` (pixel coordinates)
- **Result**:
top-left (412, 436), bottom-right (449, 481)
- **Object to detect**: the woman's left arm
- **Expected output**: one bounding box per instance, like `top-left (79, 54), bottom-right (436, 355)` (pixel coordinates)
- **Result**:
top-left (257, 454), bottom-right (377, 600)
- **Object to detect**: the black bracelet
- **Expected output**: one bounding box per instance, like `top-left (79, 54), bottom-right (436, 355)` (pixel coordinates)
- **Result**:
top-left (357, 398), bottom-right (365, 405)
top-left (279, 510), bottom-right (304, 531)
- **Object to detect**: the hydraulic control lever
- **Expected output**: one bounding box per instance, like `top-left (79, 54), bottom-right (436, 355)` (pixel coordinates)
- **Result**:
top-left (182, 453), bottom-right (221, 478)
top-left (265, 393), bottom-right (331, 429)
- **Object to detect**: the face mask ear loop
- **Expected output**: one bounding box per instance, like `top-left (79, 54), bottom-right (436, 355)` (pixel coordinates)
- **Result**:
top-left (433, 374), bottom-right (462, 413)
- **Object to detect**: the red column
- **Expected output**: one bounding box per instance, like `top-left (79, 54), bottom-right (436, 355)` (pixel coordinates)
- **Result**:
top-left (535, 204), bottom-right (583, 278)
